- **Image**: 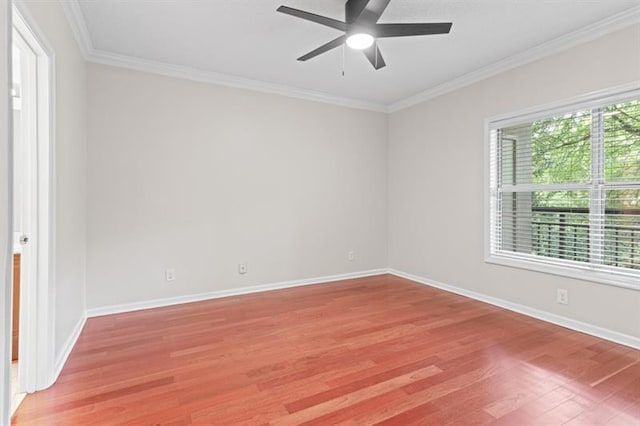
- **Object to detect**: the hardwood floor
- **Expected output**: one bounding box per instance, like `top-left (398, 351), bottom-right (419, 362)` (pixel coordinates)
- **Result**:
top-left (12, 274), bottom-right (640, 425)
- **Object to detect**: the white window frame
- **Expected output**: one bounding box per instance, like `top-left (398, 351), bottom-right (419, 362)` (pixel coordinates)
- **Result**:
top-left (484, 83), bottom-right (640, 291)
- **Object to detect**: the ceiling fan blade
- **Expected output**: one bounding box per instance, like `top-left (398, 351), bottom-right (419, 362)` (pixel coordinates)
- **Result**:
top-left (345, 0), bottom-right (370, 23)
top-left (297, 35), bottom-right (347, 61)
top-left (363, 44), bottom-right (386, 70)
top-left (358, 0), bottom-right (391, 24)
top-left (375, 22), bottom-right (452, 37)
top-left (277, 6), bottom-right (347, 31)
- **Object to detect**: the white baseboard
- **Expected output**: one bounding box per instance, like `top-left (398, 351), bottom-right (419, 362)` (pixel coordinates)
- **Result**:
top-left (49, 314), bottom-right (87, 388)
top-left (388, 269), bottom-right (640, 350)
top-left (44, 268), bottom-right (638, 391)
top-left (87, 269), bottom-right (388, 318)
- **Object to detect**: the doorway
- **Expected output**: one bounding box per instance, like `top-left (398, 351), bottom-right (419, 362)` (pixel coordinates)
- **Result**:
top-left (10, 5), bottom-right (53, 416)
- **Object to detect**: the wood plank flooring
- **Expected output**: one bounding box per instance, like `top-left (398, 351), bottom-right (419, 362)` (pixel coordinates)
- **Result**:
top-left (12, 274), bottom-right (640, 425)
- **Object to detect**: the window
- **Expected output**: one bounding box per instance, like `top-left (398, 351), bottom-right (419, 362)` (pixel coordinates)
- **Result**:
top-left (486, 87), bottom-right (640, 289)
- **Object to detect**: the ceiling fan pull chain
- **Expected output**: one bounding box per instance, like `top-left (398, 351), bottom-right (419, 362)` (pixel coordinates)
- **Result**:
top-left (342, 43), bottom-right (345, 76)
top-left (375, 40), bottom-right (378, 68)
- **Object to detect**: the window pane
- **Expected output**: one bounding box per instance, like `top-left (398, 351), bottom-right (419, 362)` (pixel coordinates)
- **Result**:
top-left (604, 100), bottom-right (640, 182)
top-left (499, 125), bottom-right (533, 186)
top-left (531, 191), bottom-right (590, 262)
top-left (499, 190), bottom-right (590, 261)
top-left (604, 189), bottom-right (640, 270)
top-left (490, 92), bottom-right (640, 284)
top-left (500, 191), bottom-right (533, 254)
top-left (531, 111), bottom-right (592, 184)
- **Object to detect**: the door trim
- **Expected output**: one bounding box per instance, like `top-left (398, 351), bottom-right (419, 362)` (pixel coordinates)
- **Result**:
top-left (1, 1), bottom-right (14, 423)
top-left (11, 2), bottom-right (56, 392)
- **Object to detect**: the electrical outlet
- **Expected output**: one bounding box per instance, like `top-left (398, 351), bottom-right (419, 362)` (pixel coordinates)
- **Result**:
top-left (238, 263), bottom-right (247, 274)
top-left (348, 250), bottom-right (355, 262)
top-left (166, 268), bottom-right (176, 282)
top-left (556, 288), bottom-right (569, 305)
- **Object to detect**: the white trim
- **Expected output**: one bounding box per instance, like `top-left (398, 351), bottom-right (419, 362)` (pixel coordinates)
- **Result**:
top-left (60, 1), bottom-right (640, 114)
top-left (11, 3), bottom-right (53, 54)
top-left (88, 50), bottom-right (388, 113)
top-left (59, 0), bottom-right (92, 59)
top-left (486, 255), bottom-right (640, 291)
top-left (388, 269), bottom-right (640, 350)
top-left (58, 0), bottom-right (386, 113)
top-left (11, 2), bottom-right (57, 393)
top-left (1, 1), bottom-right (13, 423)
top-left (30, 267), bottom-right (640, 392)
top-left (57, 1), bottom-right (386, 113)
top-left (387, 6), bottom-right (640, 113)
top-left (486, 83), bottom-right (640, 127)
top-left (48, 314), bottom-right (85, 389)
top-left (87, 269), bottom-right (388, 318)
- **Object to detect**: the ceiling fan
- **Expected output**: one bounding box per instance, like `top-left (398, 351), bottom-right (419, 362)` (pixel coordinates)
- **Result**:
top-left (276, 0), bottom-right (452, 70)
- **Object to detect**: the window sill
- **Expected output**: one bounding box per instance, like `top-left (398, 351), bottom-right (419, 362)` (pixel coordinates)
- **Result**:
top-left (485, 253), bottom-right (640, 291)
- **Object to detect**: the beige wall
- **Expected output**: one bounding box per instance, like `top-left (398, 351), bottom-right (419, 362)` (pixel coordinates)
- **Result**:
top-left (18, 0), bottom-right (87, 357)
top-left (388, 24), bottom-right (640, 338)
top-left (86, 63), bottom-right (388, 309)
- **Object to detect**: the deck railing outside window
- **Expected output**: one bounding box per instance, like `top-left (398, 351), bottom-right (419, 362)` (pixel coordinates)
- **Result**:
top-left (531, 207), bottom-right (640, 269)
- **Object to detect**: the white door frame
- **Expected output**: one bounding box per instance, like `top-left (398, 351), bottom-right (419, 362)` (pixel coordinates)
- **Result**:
top-left (11, 2), bottom-right (55, 393)
top-left (1, 1), bottom-right (14, 423)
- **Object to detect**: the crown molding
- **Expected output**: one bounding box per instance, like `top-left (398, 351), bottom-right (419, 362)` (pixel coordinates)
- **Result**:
top-left (61, 0), bottom-right (640, 114)
top-left (59, 0), bottom-right (386, 112)
top-left (59, 0), bottom-right (92, 59)
top-left (88, 49), bottom-right (388, 112)
top-left (388, 5), bottom-right (640, 113)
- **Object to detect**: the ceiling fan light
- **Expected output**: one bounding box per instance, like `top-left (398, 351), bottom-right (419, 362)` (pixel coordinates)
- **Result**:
top-left (346, 33), bottom-right (374, 50)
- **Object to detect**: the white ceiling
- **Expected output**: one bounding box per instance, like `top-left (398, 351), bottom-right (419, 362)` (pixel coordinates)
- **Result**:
top-left (74, 0), bottom-right (639, 108)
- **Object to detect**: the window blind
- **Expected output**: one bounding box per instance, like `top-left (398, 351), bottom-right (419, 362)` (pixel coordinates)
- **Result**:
top-left (488, 96), bottom-right (640, 284)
